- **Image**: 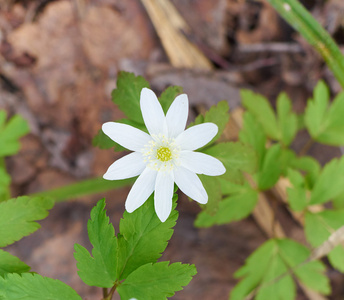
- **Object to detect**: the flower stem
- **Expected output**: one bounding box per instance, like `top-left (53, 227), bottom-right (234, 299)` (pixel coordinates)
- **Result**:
top-left (29, 177), bottom-right (135, 202)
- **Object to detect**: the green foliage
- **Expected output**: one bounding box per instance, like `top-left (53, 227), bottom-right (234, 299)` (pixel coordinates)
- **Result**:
top-left (117, 262), bottom-right (197, 300)
top-left (195, 181), bottom-right (258, 227)
top-left (0, 111), bottom-right (29, 157)
top-left (204, 142), bottom-right (256, 183)
top-left (231, 239), bottom-right (330, 300)
top-left (276, 92), bottom-right (298, 146)
top-left (159, 86), bottom-right (183, 114)
top-left (111, 71), bottom-right (150, 123)
top-left (310, 156), bottom-right (344, 205)
top-left (74, 199), bottom-right (117, 287)
top-left (241, 90), bottom-right (298, 146)
top-left (190, 101), bottom-right (230, 146)
top-left (74, 197), bottom-right (195, 297)
top-left (0, 250), bottom-right (30, 277)
top-left (117, 194), bottom-right (178, 280)
top-left (286, 169), bottom-right (309, 211)
top-left (0, 273), bottom-right (81, 300)
top-left (0, 166), bottom-right (11, 202)
top-left (0, 196), bottom-right (54, 247)
top-left (305, 210), bottom-right (344, 271)
top-left (198, 175), bottom-right (222, 215)
top-left (257, 144), bottom-right (282, 190)
top-left (305, 81), bottom-right (344, 145)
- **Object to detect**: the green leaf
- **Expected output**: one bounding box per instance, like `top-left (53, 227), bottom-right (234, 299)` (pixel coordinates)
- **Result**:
top-left (304, 81), bottom-right (329, 139)
top-left (305, 80), bottom-right (344, 145)
top-left (158, 86), bottom-right (183, 114)
top-left (288, 155), bottom-right (320, 188)
top-left (74, 199), bottom-right (117, 288)
top-left (0, 250), bottom-right (30, 277)
top-left (276, 239), bottom-right (330, 294)
top-left (305, 210), bottom-right (344, 272)
top-left (0, 166), bottom-right (11, 202)
top-left (117, 262), bottom-right (197, 300)
top-left (257, 144), bottom-right (282, 190)
top-left (190, 101), bottom-right (230, 147)
top-left (0, 273), bottom-right (81, 300)
top-left (0, 196), bottom-right (54, 247)
top-left (231, 239), bottom-right (330, 300)
top-left (92, 129), bottom-right (116, 150)
top-left (195, 181), bottom-right (258, 227)
top-left (93, 119), bottom-right (148, 151)
top-left (241, 90), bottom-right (279, 140)
top-left (0, 111), bottom-right (29, 157)
top-left (111, 71), bottom-right (150, 123)
top-left (286, 169), bottom-right (309, 212)
top-left (276, 92), bottom-right (298, 146)
top-left (310, 156), bottom-right (344, 205)
top-left (198, 175), bottom-right (222, 215)
top-left (239, 112), bottom-right (266, 168)
top-left (204, 142), bottom-right (256, 183)
top-left (116, 195), bottom-right (178, 280)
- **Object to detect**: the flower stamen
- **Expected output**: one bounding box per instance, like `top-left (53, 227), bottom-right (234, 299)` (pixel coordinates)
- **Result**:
top-left (156, 146), bottom-right (172, 162)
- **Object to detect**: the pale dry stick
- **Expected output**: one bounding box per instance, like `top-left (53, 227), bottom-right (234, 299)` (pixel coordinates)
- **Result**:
top-left (230, 108), bottom-right (327, 300)
top-left (140, 0), bottom-right (213, 70)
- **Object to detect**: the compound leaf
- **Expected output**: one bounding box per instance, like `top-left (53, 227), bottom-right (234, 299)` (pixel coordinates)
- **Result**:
top-left (117, 262), bottom-right (197, 300)
top-left (74, 199), bottom-right (117, 287)
top-left (0, 196), bottom-right (54, 247)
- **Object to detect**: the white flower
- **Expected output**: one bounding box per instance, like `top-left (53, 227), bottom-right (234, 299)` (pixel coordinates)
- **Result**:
top-left (102, 88), bottom-right (226, 222)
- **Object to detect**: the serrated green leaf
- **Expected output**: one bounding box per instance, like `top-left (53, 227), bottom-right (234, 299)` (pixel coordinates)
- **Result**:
top-left (276, 239), bottom-right (330, 294)
top-left (198, 175), bottom-right (222, 215)
top-left (0, 273), bottom-right (81, 300)
top-left (305, 210), bottom-right (344, 272)
top-left (0, 196), bottom-right (54, 247)
top-left (74, 199), bottom-right (117, 287)
top-left (258, 144), bottom-right (282, 190)
top-left (286, 169), bottom-right (309, 211)
top-left (276, 92), bottom-right (298, 146)
top-left (111, 72), bottom-right (150, 123)
top-left (239, 112), bottom-right (266, 168)
top-left (117, 262), bottom-right (197, 300)
top-left (159, 86), bottom-right (183, 114)
top-left (310, 156), bottom-right (344, 205)
top-left (241, 90), bottom-right (279, 140)
top-left (231, 239), bottom-right (330, 300)
top-left (195, 181), bottom-right (257, 228)
top-left (288, 155), bottom-right (320, 188)
top-left (0, 112), bottom-right (29, 157)
top-left (0, 250), bottom-right (30, 277)
top-left (304, 81), bottom-right (329, 139)
top-left (0, 166), bottom-right (11, 202)
top-left (204, 142), bottom-right (256, 183)
top-left (305, 80), bottom-right (344, 145)
top-left (117, 195), bottom-right (178, 280)
top-left (190, 101), bottom-right (230, 147)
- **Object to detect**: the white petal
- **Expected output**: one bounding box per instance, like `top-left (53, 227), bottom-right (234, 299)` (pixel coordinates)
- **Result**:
top-left (103, 152), bottom-right (146, 180)
top-left (102, 122), bottom-right (151, 152)
top-left (166, 94), bottom-right (188, 138)
top-left (154, 171), bottom-right (174, 222)
top-left (140, 88), bottom-right (166, 136)
top-left (175, 123), bottom-right (218, 150)
top-left (125, 168), bottom-right (157, 213)
top-left (174, 166), bottom-right (208, 204)
top-left (179, 151), bottom-right (226, 176)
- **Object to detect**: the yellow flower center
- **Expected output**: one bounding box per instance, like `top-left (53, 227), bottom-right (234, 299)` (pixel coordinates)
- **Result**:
top-left (156, 146), bottom-right (172, 162)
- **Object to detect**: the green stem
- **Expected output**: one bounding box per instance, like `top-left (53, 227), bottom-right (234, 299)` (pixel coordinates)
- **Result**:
top-left (29, 177), bottom-right (135, 202)
top-left (267, 0), bottom-right (344, 88)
